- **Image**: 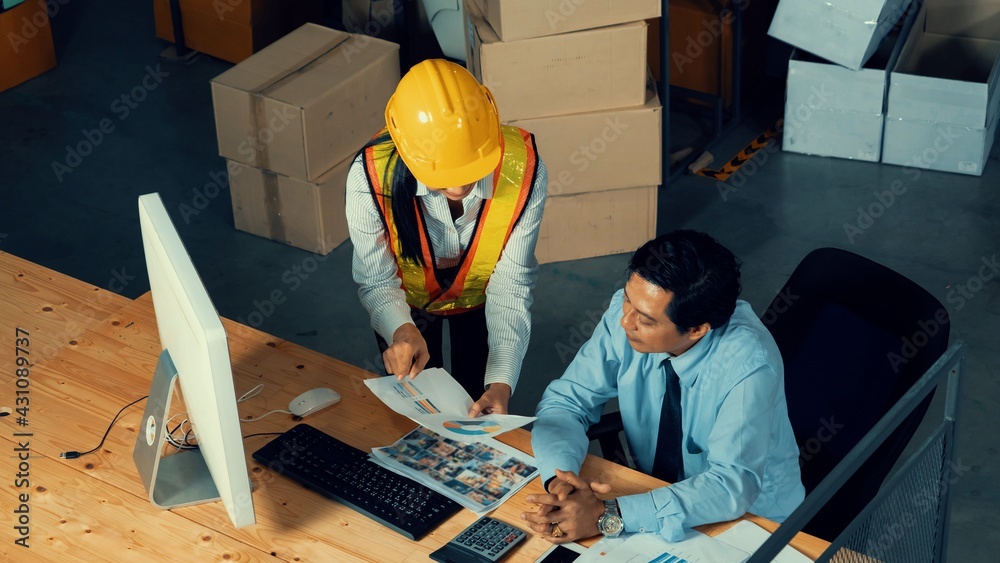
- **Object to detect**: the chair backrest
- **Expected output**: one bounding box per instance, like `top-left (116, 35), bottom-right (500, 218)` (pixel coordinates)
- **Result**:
top-left (762, 248), bottom-right (949, 541)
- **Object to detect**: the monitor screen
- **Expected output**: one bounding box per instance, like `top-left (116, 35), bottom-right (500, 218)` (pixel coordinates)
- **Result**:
top-left (135, 192), bottom-right (255, 528)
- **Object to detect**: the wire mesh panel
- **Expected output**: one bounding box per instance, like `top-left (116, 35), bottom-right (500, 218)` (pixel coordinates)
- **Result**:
top-left (746, 343), bottom-right (963, 563)
top-left (820, 425), bottom-right (949, 563)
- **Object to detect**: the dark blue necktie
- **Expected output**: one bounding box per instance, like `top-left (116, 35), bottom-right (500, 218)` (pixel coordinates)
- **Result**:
top-left (652, 359), bottom-right (684, 483)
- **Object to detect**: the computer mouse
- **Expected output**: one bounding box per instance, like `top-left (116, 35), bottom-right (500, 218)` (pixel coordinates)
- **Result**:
top-left (288, 387), bottom-right (341, 418)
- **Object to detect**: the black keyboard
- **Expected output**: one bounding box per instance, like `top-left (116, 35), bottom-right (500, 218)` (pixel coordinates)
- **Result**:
top-left (252, 423), bottom-right (461, 540)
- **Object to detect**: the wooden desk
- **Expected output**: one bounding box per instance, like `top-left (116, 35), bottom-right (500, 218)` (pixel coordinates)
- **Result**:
top-left (0, 252), bottom-right (133, 374)
top-left (0, 255), bottom-right (827, 561)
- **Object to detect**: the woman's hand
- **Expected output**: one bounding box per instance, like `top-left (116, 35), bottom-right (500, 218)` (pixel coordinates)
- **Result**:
top-left (383, 324), bottom-right (430, 379)
top-left (468, 383), bottom-right (512, 416)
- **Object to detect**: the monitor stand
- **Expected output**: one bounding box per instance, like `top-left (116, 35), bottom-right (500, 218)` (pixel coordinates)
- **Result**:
top-left (133, 350), bottom-right (220, 509)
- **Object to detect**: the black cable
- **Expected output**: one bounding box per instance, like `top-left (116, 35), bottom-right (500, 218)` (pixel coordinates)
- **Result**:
top-left (60, 396), bottom-right (149, 459)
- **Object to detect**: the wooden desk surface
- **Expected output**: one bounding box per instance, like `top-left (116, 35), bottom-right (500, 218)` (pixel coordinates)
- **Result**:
top-left (0, 257), bottom-right (828, 561)
top-left (0, 252), bottom-right (133, 373)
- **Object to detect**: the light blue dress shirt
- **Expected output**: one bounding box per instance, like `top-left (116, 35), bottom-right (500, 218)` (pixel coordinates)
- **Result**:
top-left (346, 154), bottom-right (548, 392)
top-left (532, 290), bottom-right (805, 541)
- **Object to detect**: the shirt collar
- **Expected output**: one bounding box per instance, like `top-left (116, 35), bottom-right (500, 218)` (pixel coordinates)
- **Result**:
top-left (661, 328), bottom-right (714, 387)
top-left (415, 172), bottom-right (495, 199)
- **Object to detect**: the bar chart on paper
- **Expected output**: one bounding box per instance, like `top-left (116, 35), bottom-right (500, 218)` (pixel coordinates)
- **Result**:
top-left (578, 530), bottom-right (750, 563)
top-left (394, 380), bottom-right (442, 414)
top-left (364, 370), bottom-right (536, 440)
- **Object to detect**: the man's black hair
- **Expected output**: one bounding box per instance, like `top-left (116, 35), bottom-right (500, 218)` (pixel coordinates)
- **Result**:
top-left (359, 132), bottom-right (424, 265)
top-left (627, 230), bottom-right (742, 332)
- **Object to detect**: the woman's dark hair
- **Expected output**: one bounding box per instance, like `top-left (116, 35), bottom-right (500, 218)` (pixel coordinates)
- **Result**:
top-left (360, 131), bottom-right (424, 265)
top-left (626, 230), bottom-right (742, 332)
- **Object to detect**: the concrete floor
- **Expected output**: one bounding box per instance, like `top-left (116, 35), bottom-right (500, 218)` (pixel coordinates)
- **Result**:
top-left (1, 1), bottom-right (998, 561)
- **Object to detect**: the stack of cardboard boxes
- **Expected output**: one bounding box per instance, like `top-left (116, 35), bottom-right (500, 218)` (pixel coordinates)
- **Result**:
top-left (211, 24), bottom-right (400, 254)
top-left (154, 0), bottom-right (322, 63)
top-left (771, 0), bottom-right (1000, 177)
top-left (464, 0), bottom-right (663, 264)
top-left (1, 0), bottom-right (57, 93)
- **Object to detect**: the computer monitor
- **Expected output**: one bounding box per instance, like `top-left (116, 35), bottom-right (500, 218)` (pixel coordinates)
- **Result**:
top-left (132, 192), bottom-right (255, 528)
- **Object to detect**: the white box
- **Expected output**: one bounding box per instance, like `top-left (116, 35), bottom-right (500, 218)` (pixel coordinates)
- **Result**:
top-left (768, 0), bottom-right (913, 70)
top-left (882, 0), bottom-right (1000, 176)
top-left (782, 4), bottom-right (917, 162)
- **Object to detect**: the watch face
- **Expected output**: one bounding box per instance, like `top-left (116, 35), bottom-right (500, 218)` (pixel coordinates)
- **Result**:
top-left (599, 514), bottom-right (624, 537)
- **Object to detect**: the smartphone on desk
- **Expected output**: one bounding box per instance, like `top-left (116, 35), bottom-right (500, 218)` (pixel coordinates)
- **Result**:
top-left (535, 542), bottom-right (586, 563)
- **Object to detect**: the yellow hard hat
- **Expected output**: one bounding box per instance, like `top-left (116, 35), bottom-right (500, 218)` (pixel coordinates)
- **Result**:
top-left (385, 59), bottom-right (502, 189)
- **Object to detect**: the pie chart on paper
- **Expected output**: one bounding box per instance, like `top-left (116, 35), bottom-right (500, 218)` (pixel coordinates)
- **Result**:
top-left (443, 419), bottom-right (502, 436)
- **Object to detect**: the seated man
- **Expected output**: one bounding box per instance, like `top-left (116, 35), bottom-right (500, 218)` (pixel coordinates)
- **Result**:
top-left (522, 230), bottom-right (804, 543)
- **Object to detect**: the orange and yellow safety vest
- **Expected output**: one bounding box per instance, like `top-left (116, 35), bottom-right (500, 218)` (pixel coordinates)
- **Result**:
top-left (364, 125), bottom-right (538, 315)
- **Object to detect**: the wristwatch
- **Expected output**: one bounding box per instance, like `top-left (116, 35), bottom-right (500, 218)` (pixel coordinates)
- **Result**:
top-left (597, 499), bottom-right (624, 538)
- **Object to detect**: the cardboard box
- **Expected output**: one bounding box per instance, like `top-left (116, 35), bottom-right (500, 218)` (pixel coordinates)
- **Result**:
top-left (510, 86), bottom-right (661, 196)
top-left (782, 4), bottom-right (916, 162)
top-left (212, 24), bottom-right (399, 182)
top-left (668, 0), bottom-right (734, 106)
top-left (536, 186), bottom-right (657, 264)
top-left (473, 0), bottom-right (660, 42)
top-left (881, 0), bottom-right (1000, 176)
top-left (465, 0), bottom-right (647, 121)
top-left (1, 0), bottom-right (56, 93)
top-left (228, 157), bottom-right (350, 255)
top-left (154, 0), bottom-right (322, 64)
top-left (768, 0), bottom-right (913, 71)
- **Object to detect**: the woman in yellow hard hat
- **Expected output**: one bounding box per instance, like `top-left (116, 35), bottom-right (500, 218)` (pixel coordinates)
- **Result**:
top-left (346, 59), bottom-right (547, 417)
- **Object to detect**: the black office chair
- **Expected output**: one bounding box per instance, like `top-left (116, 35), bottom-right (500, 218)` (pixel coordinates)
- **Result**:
top-left (586, 410), bottom-right (629, 467)
top-left (587, 247), bottom-right (949, 541)
top-left (762, 247), bottom-right (949, 541)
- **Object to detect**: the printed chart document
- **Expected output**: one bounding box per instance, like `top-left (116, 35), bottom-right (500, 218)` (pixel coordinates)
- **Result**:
top-left (370, 425), bottom-right (538, 514)
top-left (714, 521), bottom-right (812, 563)
top-left (577, 530), bottom-right (750, 563)
top-left (364, 368), bottom-right (535, 440)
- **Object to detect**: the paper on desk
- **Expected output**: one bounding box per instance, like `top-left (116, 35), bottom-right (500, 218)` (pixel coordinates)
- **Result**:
top-left (370, 425), bottom-right (538, 515)
top-left (364, 368), bottom-right (535, 441)
top-left (576, 530), bottom-right (750, 563)
top-left (714, 521), bottom-right (813, 563)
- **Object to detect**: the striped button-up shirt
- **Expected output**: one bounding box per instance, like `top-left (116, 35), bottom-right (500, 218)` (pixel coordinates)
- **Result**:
top-left (345, 155), bottom-right (548, 392)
